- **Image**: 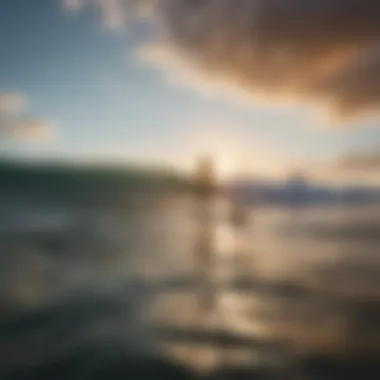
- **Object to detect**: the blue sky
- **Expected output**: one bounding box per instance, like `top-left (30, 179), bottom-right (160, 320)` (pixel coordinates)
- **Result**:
top-left (1, 0), bottom-right (380, 179)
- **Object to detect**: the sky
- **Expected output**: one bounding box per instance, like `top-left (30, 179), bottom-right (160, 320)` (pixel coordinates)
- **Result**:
top-left (1, 0), bottom-right (380, 181)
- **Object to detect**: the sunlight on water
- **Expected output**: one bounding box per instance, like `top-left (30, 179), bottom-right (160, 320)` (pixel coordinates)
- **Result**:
top-left (1, 192), bottom-right (380, 377)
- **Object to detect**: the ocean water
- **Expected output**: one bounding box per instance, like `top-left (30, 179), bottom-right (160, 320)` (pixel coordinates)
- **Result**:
top-left (0, 191), bottom-right (380, 379)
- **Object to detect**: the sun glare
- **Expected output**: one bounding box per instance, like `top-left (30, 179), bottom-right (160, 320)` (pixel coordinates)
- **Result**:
top-left (213, 154), bottom-right (237, 180)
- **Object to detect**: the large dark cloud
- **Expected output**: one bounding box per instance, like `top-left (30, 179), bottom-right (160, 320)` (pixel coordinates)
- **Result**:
top-left (64, 0), bottom-right (380, 122)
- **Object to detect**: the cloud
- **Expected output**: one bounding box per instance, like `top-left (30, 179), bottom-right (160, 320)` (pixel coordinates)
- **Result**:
top-left (62, 0), bottom-right (380, 123)
top-left (7, 118), bottom-right (56, 142)
top-left (307, 149), bottom-right (380, 185)
top-left (0, 93), bottom-right (27, 116)
top-left (0, 92), bottom-right (56, 142)
top-left (141, 0), bottom-right (380, 123)
top-left (61, 0), bottom-right (142, 31)
top-left (332, 151), bottom-right (380, 174)
top-left (62, 0), bottom-right (85, 12)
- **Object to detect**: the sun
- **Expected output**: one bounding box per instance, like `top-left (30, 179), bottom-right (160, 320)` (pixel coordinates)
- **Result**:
top-left (177, 121), bottom-right (253, 181)
top-left (213, 154), bottom-right (237, 180)
top-left (179, 151), bottom-right (237, 182)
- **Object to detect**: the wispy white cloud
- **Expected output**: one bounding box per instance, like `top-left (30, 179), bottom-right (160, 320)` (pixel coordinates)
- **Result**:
top-left (301, 149), bottom-right (380, 186)
top-left (329, 150), bottom-right (380, 176)
top-left (7, 118), bottom-right (57, 142)
top-left (0, 92), bottom-right (56, 142)
top-left (61, 0), bottom-right (142, 31)
top-left (0, 93), bottom-right (27, 116)
top-left (61, 0), bottom-right (84, 12)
